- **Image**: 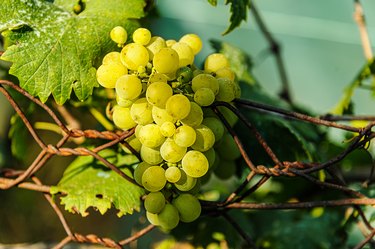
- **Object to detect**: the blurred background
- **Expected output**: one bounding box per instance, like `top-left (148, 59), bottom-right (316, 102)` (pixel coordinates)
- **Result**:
top-left (1, 0), bottom-right (375, 248)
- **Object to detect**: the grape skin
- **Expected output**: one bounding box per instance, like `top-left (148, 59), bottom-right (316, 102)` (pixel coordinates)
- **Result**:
top-left (182, 150), bottom-right (209, 178)
top-left (172, 194), bottom-right (201, 222)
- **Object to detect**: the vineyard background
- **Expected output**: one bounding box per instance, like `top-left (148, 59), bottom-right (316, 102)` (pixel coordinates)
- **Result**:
top-left (1, 0), bottom-right (375, 248)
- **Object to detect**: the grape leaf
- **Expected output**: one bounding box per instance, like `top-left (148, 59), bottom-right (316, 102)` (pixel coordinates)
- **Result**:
top-left (50, 150), bottom-right (145, 217)
top-left (223, 0), bottom-right (251, 35)
top-left (0, 0), bottom-right (145, 104)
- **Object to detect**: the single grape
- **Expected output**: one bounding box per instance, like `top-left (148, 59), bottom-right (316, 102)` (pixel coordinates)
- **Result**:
top-left (179, 33), bottom-right (202, 55)
top-left (146, 36), bottom-right (166, 60)
top-left (115, 74), bottom-right (142, 100)
top-left (120, 43), bottom-right (149, 70)
top-left (202, 117), bottom-right (225, 142)
top-left (192, 73), bottom-right (219, 95)
top-left (181, 150), bottom-right (209, 178)
top-left (171, 42), bottom-right (194, 67)
top-left (160, 121), bottom-right (176, 137)
top-left (130, 98), bottom-right (153, 125)
top-left (174, 169), bottom-right (197, 192)
top-left (102, 51), bottom-right (122, 65)
top-left (140, 145), bottom-right (163, 165)
top-left (110, 26), bottom-right (127, 45)
top-left (137, 124), bottom-right (165, 148)
top-left (146, 211), bottom-right (159, 225)
top-left (153, 47), bottom-right (179, 74)
top-left (112, 105), bottom-right (137, 130)
top-left (165, 94), bottom-right (191, 120)
top-left (191, 124), bottom-right (215, 152)
top-left (160, 138), bottom-right (187, 163)
top-left (215, 67), bottom-right (235, 81)
top-left (204, 53), bottom-right (230, 73)
top-left (142, 166), bottom-right (166, 192)
top-left (152, 106), bottom-right (176, 125)
top-left (181, 102), bottom-right (203, 127)
top-left (148, 72), bottom-right (168, 84)
top-left (132, 27), bottom-right (152, 45)
top-left (172, 194), bottom-right (201, 223)
top-left (96, 63), bottom-right (127, 88)
top-left (144, 192), bottom-right (165, 214)
top-left (215, 133), bottom-right (241, 160)
top-left (133, 162), bottom-right (151, 185)
top-left (146, 82), bottom-right (173, 108)
top-left (174, 125), bottom-right (196, 147)
top-left (215, 78), bottom-right (236, 102)
top-left (216, 106), bottom-right (238, 127)
top-left (165, 166), bottom-right (182, 183)
top-left (157, 203), bottom-right (180, 230)
top-left (194, 88), bottom-right (215, 106)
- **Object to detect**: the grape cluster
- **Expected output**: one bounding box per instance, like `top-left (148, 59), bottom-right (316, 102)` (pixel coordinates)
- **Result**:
top-left (96, 26), bottom-right (241, 230)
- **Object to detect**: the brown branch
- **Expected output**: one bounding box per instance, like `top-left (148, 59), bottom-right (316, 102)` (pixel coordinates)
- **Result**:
top-left (354, 229), bottom-right (375, 249)
top-left (353, 0), bottom-right (373, 60)
top-left (118, 224), bottom-right (155, 246)
top-left (250, 2), bottom-right (292, 103)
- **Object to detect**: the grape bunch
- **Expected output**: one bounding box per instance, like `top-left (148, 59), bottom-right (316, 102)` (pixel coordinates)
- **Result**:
top-left (96, 26), bottom-right (241, 230)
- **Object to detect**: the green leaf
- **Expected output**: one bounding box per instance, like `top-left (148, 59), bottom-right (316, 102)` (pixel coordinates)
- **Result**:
top-left (223, 0), bottom-right (251, 35)
top-left (0, 0), bottom-right (145, 104)
top-left (210, 39), bottom-right (255, 85)
top-left (331, 58), bottom-right (375, 115)
top-left (51, 150), bottom-right (145, 217)
top-left (207, 0), bottom-right (217, 6)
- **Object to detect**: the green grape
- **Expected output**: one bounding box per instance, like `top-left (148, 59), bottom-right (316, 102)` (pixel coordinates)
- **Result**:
top-left (192, 73), bottom-right (219, 95)
top-left (202, 117), bottom-right (225, 142)
top-left (179, 33), bottom-right (202, 55)
top-left (214, 159), bottom-right (236, 180)
top-left (181, 102), bottom-right (203, 127)
top-left (153, 48), bottom-right (180, 74)
top-left (165, 94), bottom-right (191, 120)
top-left (204, 53), bottom-right (230, 73)
top-left (160, 138), bottom-right (187, 163)
top-left (130, 98), bottom-right (153, 125)
top-left (148, 73), bottom-right (168, 85)
top-left (203, 148), bottom-right (216, 168)
top-left (176, 66), bottom-right (193, 83)
top-left (174, 169), bottom-right (197, 192)
top-left (165, 167), bottom-right (181, 183)
top-left (110, 26), bottom-right (127, 45)
top-left (102, 51), bottom-right (122, 65)
top-left (174, 125), bottom-right (196, 147)
top-left (142, 166), bottom-right (166, 192)
top-left (146, 82), bottom-right (173, 108)
top-left (217, 106), bottom-right (238, 127)
top-left (133, 162), bottom-right (151, 185)
top-left (146, 36), bottom-right (166, 60)
top-left (215, 133), bottom-right (241, 160)
top-left (215, 67), bottom-right (235, 81)
top-left (122, 134), bottom-right (142, 153)
top-left (112, 105), bottom-right (137, 130)
top-left (137, 124), bottom-right (165, 148)
top-left (172, 194), bottom-right (201, 223)
top-left (171, 42), bottom-right (194, 67)
top-left (120, 43), bottom-right (149, 70)
top-left (146, 211), bottom-right (159, 225)
top-left (132, 27), bottom-right (152, 45)
top-left (181, 150), bottom-right (209, 178)
top-left (144, 192), bottom-right (165, 214)
top-left (160, 121), bottom-right (176, 137)
top-left (116, 95), bottom-right (133, 107)
top-left (215, 78), bottom-right (236, 102)
top-left (140, 145), bottom-right (163, 165)
top-left (96, 63), bottom-right (128, 89)
top-left (157, 203), bottom-right (179, 230)
top-left (191, 124), bottom-right (215, 152)
top-left (115, 74), bottom-right (142, 100)
top-left (152, 106), bottom-right (176, 125)
top-left (193, 88), bottom-right (215, 107)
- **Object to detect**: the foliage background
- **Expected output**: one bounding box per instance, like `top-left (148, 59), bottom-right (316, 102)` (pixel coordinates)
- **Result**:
top-left (1, 0), bottom-right (375, 248)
